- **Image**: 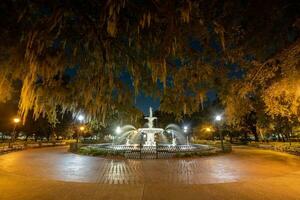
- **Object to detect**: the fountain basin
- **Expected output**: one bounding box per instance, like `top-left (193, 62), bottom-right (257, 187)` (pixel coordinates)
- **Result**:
top-left (138, 128), bottom-right (164, 133)
top-left (76, 107), bottom-right (221, 158)
top-left (77, 143), bottom-right (217, 159)
top-left (138, 128), bottom-right (164, 146)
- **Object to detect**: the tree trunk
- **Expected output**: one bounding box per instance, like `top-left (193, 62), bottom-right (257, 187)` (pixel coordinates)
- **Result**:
top-left (244, 131), bottom-right (248, 144)
top-left (276, 132), bottom-right (281, 141)
top-left (251, 126), bottom-right (259, 142)
top-left (259, 130), bottom-right (265, 142)
top-left (253, 131), bottom-right (259, 142)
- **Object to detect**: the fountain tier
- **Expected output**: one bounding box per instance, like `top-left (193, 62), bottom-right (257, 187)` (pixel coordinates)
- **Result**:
top-left (139, 107), bottom-right (163, 146)
top-left (138, 128), bottom-right (164, 146)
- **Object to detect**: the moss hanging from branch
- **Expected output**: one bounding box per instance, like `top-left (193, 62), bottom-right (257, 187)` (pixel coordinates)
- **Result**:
top-left (0, 0), bottom-right (298, 124)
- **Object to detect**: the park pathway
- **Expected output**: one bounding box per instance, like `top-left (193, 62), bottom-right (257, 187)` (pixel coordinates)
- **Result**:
top-left (0, 146), bottom-right (300, 199)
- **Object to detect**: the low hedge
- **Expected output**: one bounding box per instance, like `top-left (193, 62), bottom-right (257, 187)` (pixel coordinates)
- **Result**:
top-left (78, 146), bottom-right (125, 157)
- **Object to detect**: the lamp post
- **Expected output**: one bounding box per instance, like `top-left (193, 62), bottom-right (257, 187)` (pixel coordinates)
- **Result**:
top-left (114, 126), bottom-right (121, 145)
top-left (77, 126), bottom-right (85, 143)
top-left (10, 117), bottom-right (20, 147)
top-left (183, 126), bottom-right (189, 145)
top-left (215, 115), bottom-right (224, 151)
top-left (205, 127), bottom-right (213, 140)
top-left (115, 126), bottom-right (121, 134)
top-left (183, 126), bottom-right (188, 133)
top-left (76, 115), bottom-right (85, 144)
top-left (77, 115), bottom-right (84, 122)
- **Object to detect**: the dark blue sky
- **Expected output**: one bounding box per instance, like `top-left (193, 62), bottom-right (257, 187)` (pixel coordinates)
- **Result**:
top-left (118, 70), bottom-right (161, 114)
top-left (135, 92), bottom-right (160, 114)
top-left (135, 89), bottom-right (218, 114)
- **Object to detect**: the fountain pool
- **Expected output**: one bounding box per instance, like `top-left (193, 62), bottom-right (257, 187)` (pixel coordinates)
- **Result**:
top-left (81, 107), bottom-right (216, 159)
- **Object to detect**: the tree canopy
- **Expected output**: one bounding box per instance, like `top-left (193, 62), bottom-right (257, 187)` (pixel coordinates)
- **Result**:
top-left (0, 0), bottom-right (299, 125)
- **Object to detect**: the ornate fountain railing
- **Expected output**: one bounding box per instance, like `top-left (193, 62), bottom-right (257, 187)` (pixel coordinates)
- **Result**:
top-left (79, 143), bottom-right (216, 159)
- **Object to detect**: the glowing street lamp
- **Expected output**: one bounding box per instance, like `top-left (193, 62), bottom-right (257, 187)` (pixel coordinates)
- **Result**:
top-left (11, 117), bottom-right (21, 145)
top-left (115, 126), bottom-right (122, 134)
top-left (215, 115), bottom-right (222, 121)
top-left (215, 114), bottom-right (224, 151)
top-left (76, 115), bottom-right (85, 144)
top-left (183, 126), bottom-right (188, 133)
top-left (183, 126), bottom-right (190, 145)
top-left (79, 126), bottom-right (85, 131)
top-left (77, 115), bottom-right (85, 122)
top-left (13, 118), bottom-right (20, 124)
top-left (76, 126), bottom-right (85, 144)
top-left (205, 127), bottom-right (211, 132)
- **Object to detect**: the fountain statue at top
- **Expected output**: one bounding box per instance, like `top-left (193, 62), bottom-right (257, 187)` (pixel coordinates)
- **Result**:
top-left (144, 107), bottom-right (156, 128)
top-left (138, 107), bottom-right (164, 146)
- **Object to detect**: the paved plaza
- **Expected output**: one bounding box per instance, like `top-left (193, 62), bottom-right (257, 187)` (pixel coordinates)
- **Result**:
top-left (0, 146), bottom-right (300, 200)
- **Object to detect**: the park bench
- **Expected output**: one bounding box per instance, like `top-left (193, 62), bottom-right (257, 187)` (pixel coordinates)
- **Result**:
top-left (26, 143), bottom-right (40, 148)
top-left (55, 141), bottom-right (66, 145)
top-left (258, 144), bottom-right (273, 149)
top-left (12, 144), bottom-right (25, 151)
top-left (0, 145), bottom-right (13, 153)
top-left (42, 143), bottom-right (53, 147)
top-left (0, 146), bottom-right (5, 153)
top-left (0, 141), bottom-right (69, 155)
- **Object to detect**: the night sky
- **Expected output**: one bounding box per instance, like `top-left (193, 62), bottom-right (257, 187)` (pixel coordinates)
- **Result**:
top-left (135, 92), bottom-right (160, 114)
top-left (118, 70), bottom-right (160, 114)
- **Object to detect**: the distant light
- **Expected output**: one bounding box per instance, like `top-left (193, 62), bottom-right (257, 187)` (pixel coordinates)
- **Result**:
top-left (13, 118), bottom-right (20, 123)
top-left (205, 127), bottom-right (211, 132)
top-left (116, 126), bottom-right (122, 134)
top-left (79, 126), bottom-right (85, 131)
top-left (183, 126), bottom-right (188, 133)
top-left (215, 115), bottom-right (222, 121)
top-left (77, 115), bottom-right (84, 122)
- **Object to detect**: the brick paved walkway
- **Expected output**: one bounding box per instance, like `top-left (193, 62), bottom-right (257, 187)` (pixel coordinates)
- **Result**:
top-left (0, 146), bottom-right (299, 199)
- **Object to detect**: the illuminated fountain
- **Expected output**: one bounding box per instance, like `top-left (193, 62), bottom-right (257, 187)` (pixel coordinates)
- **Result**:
top-left (138, 107), bottom-right (164, 146)
top-left (112, 107), bottom-right (188, 147)
top-left (126, 138), bottom-right (130, 146)
top-left (85, 106), bottom-right (214, 159)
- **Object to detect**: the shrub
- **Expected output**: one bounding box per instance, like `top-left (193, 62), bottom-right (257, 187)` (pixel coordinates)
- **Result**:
top-left (78, 146), bottom-right (126, 157)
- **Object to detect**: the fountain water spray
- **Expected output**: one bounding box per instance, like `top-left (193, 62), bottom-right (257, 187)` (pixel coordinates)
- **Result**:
top-left (115, 109), bottom-right (187, 146)
top-left (89, 107), bottom-right (212, 159)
